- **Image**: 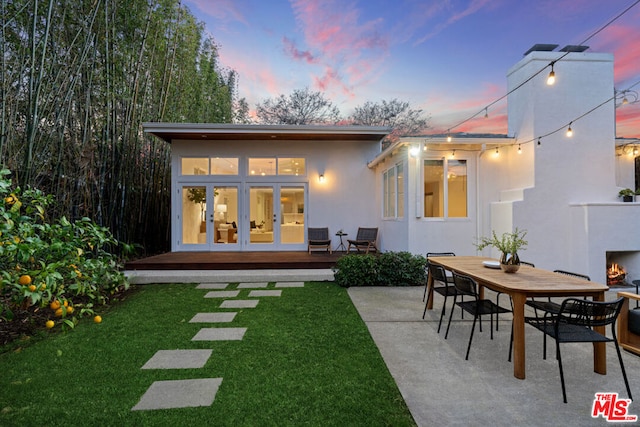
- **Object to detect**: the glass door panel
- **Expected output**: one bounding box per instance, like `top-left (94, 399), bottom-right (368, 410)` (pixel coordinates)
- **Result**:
top-left (182, 186), bottom-right (208, 245)
top-left (248, 187), bottom-right (275, 245)
top-left (213, 186), bottom-right (239, 246)
top-left (280, 187), bottom-right (304, 244)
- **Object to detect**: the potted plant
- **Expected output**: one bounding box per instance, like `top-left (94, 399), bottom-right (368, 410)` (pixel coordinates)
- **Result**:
top-left (475, 228), bottom-right (528, 273)
top-left (618, 188), bottom-right (636, 202)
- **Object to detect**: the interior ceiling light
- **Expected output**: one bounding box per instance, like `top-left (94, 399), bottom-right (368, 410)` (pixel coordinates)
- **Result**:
top-left (547, 63), bottom-right (556, 85)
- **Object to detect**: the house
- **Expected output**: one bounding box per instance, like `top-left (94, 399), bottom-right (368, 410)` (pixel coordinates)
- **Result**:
top-left (142, 123), bottom-right (390, 252)
top-left (143, 45), bottom-right (639, 285)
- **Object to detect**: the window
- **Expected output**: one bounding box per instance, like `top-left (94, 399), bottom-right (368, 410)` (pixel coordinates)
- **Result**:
top-left (383, 162), bottom-right (404, 218)
top-left (423, 159), bottom-right (467, 218)
top-left (248, 157), bottom-right (306, 176)
top-left (181, 157), bottom-right (238, 175)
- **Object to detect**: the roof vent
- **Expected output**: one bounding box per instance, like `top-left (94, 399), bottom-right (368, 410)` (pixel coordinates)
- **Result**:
top-left (524, 44), bottom-right (559, 56)
top-left (559, 45), bottom-right (589, 52)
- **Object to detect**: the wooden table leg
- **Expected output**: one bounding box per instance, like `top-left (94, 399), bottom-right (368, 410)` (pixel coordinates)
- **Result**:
top-left (593, 291), bottom-right (607, 375)
top-left (512, 292), bottom-right (526, 379)
top-left (426, 273), bottom-right (434, 310)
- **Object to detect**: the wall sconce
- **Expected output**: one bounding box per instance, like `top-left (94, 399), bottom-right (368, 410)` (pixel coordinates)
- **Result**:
top-left (318, 174), bottom-right (325, 183)
top-left (409, 146), bottom-right (420, 157)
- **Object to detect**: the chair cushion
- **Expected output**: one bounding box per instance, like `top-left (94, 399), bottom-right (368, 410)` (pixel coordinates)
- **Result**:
top-left (628, 309), bottom-right (640, 335)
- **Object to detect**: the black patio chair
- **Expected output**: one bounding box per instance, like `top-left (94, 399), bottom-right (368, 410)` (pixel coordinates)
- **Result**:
top-left (445, 271), bottom-right (513, 361)
top-left (422, 252), bottom-right (456, 302)
top-left (423, 261), bottom-right (460, 334)
top-left (525, 269), bottom-right (590, 358)
top-left (307, 227), bottom-right (332, 254)
top-left (525, 297), bottom-right (631, 403)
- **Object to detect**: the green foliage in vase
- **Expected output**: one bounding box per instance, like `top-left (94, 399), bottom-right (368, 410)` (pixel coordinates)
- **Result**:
top-left (475, 228), bottom-right (528, 256)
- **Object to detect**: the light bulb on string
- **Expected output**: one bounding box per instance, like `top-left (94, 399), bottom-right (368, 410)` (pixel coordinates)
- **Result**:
top-left (446, 130), bottom-right (452, 142)
top-left (494, 147), bottom-right (499, 157)
top-left (566, 122), bottom-right (573, 137)
top-left (537, 137), bottom-right (541, 146)
top-left (450, 150), bottom-right (456, 159)
top-left (547, 63), bottom-right (556, 85)
top-left (484, 108), bottom-right (488, 119)
top-left (634, 146), bottom-right (638, 156)
top-left (518, 144), bottom-right (522, 154)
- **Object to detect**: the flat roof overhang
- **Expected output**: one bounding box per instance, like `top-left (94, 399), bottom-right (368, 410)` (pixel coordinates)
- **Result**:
top-left (142, 123), bottom-right (391, 143)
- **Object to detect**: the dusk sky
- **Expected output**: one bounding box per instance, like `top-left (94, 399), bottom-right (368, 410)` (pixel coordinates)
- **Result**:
top-left (184, 0), bottom-right (640, 138)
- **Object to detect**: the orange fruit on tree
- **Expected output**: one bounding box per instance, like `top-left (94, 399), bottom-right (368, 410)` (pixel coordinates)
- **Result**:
top-left (63, 300), bottom-right (68, 307)
top-left (50, 300), bottom-right (61, 310)
top-left (55, 308), bottom-right (63, 317)
top-left (45, 320), bottom-right (54, 329)
top-left (94, 315), bottom-right (102, 323)
top-left (40, 283), bottom-right (46, 291)
top-left (66, 306), bottom-right (74, 314)
top-left (18, 275), bottom-right (32, 285)
top-left (28, 284), bottom-right (36, 292)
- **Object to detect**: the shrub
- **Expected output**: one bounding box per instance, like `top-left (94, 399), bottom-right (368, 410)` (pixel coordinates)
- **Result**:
top-left (377, 251), bottom-right (426, 286)
top-left (333, 254), bottom-right (379, 287)
top-left (333, 251), bottom-right (426, 287)
top-left (0, 169), bottom-right (130, 341)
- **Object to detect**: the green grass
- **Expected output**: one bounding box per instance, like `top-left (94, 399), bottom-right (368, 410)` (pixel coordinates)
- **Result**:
top-left (0, 282), bottom-right (416, 426)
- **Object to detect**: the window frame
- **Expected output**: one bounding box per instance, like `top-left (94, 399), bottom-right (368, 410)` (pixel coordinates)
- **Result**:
top-left (383, 161), bottom-right (405, 220)
top-left (422, 157), bottom-right (468, 220)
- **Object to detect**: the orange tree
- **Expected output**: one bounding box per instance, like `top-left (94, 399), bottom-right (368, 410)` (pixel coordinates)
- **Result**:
top-left (0, 169), bottom-right (130, 339)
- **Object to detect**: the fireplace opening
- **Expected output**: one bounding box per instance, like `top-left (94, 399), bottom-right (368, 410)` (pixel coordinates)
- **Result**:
top-left (607, 262), bottom-right (627, 287)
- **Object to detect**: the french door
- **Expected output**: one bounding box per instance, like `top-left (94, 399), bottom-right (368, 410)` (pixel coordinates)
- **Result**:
top-left (244, 184), bottom-right (306, 251)
top-left (179, 184), bottom-right (240, 251)
top-left (178, 182), bottom-right (306, 251)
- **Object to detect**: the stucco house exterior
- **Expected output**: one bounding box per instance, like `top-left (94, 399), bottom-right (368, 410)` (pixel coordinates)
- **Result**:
top-left (144, 45), bottom-right (639, 285)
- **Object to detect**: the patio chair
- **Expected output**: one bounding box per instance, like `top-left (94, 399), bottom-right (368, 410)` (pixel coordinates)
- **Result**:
top-left (422, 252), bottom-right (456, 302)
top-left (347, 227), bottom-right (378, 254)
top-left (307, 227), bottom-right (332, 254)
top-left (525, 269), bottom-right (590, 359)
top-left (525, 297), bottom-right (631, 403)
top-left (445, 271), bottom-right (513, 361)
top-left (423, 261), bottom-right (459, 334)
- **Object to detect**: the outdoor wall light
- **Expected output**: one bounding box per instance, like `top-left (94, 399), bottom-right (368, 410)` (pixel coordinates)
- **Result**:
top-left (409, 146), bottom-right (420, 157)
top-left (318, 174), bottom-right (325, 183)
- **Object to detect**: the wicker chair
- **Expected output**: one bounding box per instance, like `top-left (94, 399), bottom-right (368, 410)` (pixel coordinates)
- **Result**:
top-left (307, 227), bottom-right (332, 254)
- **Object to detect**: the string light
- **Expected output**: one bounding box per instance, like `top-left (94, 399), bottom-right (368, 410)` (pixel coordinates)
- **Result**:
top-left (447, 130), bottom-right (452, 142)
top-left (566, 122), bottom-right (573, 137)
top-left (484, 108), bottom-right (488, 119)
top-left (547, 63), bottom-right (556, 85)
top-left (518, 144), bottom-right (522, 154)
top-left (634, 147), bottom-right (638, 156)
top-left (494, 147), bottom-right (499, 156)
top-left (450, 150), bottom-right (456, 158)
top-left (537, 137), bottom-right (541, 146)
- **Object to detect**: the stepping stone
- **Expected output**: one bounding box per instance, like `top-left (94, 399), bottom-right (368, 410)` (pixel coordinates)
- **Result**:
top-left (248, 290), bottom-right (282, 297)
top-left (237, 282), bottom-right (269, 288)
top-left (190, 312), bottom-right (237, 323)
top-left (196, 283), bottom-right (229, 290)
top-left (275, 282), bottom-right (304, 288)
top-left (141, 349), bottom-right (212, 369)
top-left (192, 327), bottom-right (247, 341)
top-left (220, 299), bottom-right (259, 309)
top-left (204, 290), bottom-right (240, 298)
top-left (132, 378), bottom-right (222, 411)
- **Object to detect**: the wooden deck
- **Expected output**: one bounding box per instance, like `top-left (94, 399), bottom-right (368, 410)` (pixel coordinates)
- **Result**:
top-left (125, 251), bottom-right (347, 270)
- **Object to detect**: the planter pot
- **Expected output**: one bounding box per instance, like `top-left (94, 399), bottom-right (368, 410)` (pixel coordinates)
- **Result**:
top-left (623, 195), bottom-right (634, 202)
top-left (500, 252), bottom-right (520, 273)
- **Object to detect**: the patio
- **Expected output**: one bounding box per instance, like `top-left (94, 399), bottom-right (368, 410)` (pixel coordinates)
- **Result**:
top-left (349, 285), bottom-right (640, 426)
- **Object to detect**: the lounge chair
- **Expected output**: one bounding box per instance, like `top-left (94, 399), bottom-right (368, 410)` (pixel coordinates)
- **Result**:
top-left (307, 227), bottom-right (332, 254)
top-left (347, 227), bottom-right (378, 254)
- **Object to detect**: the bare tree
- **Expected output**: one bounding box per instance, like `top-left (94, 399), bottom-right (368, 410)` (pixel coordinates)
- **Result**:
top-left (350, 99), bottom-right (429, 142)
top-left (255, 88), bottom-right (341, 125)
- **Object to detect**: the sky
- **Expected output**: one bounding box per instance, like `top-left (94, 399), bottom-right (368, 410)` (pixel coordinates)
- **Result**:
top-left (183, 0), bottom-right (640, 138)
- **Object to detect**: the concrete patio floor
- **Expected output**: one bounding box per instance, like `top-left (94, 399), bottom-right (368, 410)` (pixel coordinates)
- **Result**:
top-left (348, 285), bottom-right (640, 427)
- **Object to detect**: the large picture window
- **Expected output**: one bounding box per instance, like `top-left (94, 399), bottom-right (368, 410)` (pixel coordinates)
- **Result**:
top-left (383, 162), bottom-right (404, 219)
top-left (424, 159), bottom-right (467, 218)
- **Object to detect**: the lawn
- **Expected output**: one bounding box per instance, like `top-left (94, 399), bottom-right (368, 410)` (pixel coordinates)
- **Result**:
top-left (0, 282), bottom-right (416, 426)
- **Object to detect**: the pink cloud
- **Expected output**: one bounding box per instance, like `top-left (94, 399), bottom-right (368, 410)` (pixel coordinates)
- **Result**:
top-left (288, 0), bottom-right (389, 94)
top-left (283, 37), bottom-right (317, 64)
top-left (592, 22), bottom-right (640, 84)
top-left (616, 104), bottom-right (640, 138)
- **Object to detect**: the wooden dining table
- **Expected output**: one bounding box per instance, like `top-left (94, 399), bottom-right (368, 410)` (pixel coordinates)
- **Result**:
top-left (425, 256), bottom-right (610, 379)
